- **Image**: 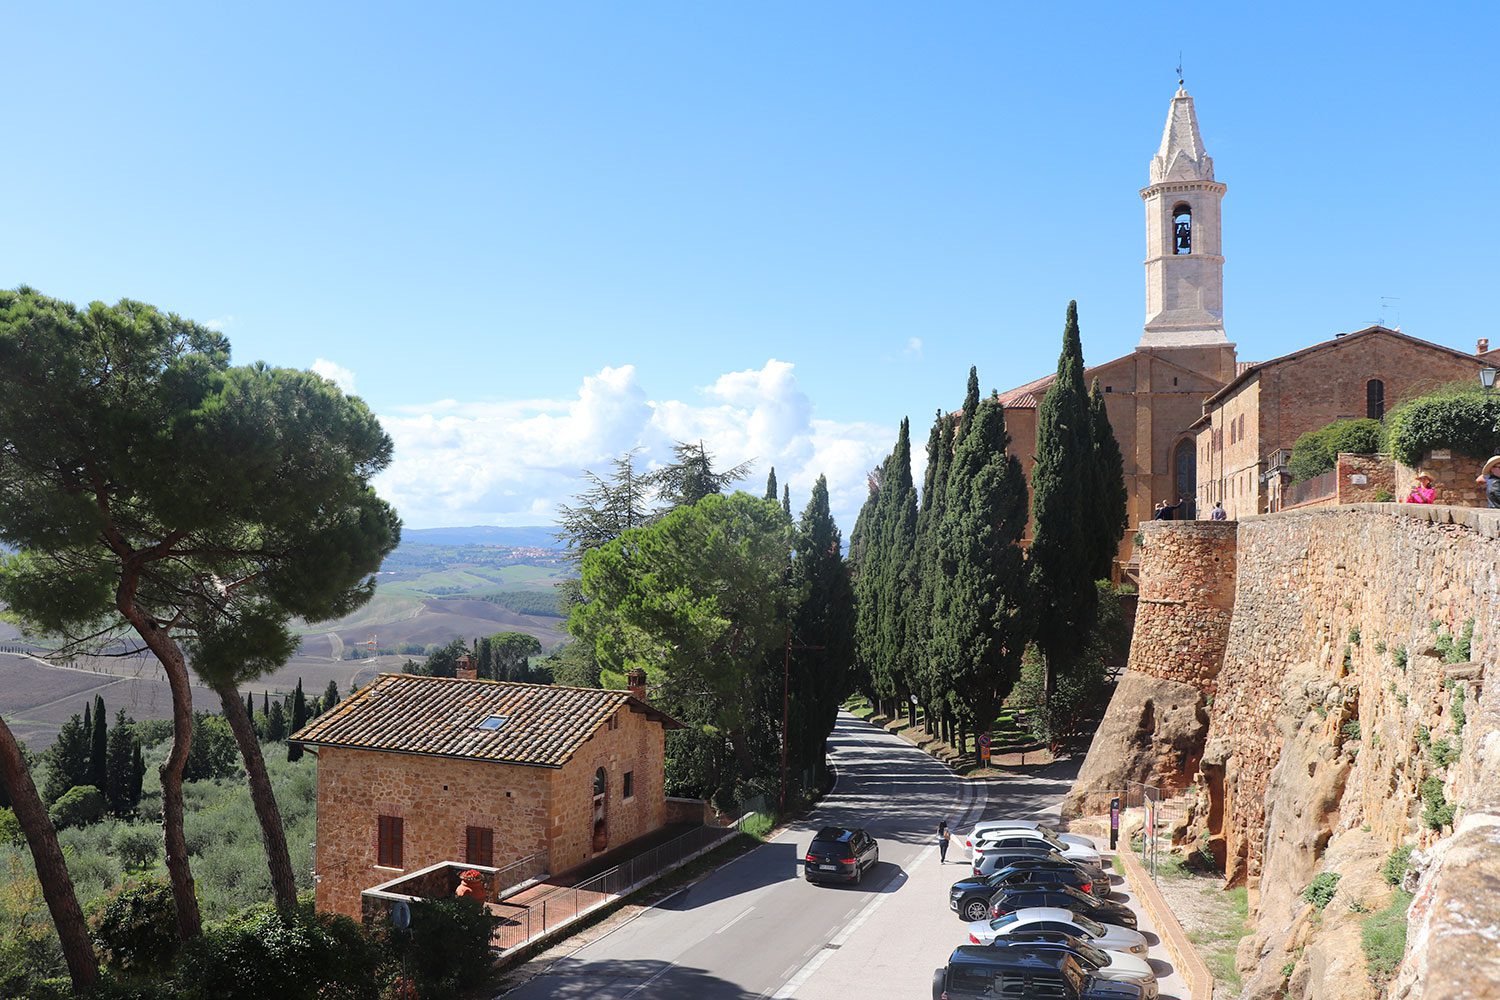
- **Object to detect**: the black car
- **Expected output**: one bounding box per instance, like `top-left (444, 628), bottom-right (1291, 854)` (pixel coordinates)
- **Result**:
top-left (804, 826), bottom-right (879, 885)
top-left (988, 884), bottom-right (1138, 929)
top-left (970, 844), bottom-right (1075, 875)
top-left (950, 861), bottom-right (1105, 920)
top-left (932, 945), bottom-right (1142, 1000)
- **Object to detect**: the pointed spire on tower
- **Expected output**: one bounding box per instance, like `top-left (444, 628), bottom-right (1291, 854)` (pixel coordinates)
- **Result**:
top-left (1151, 85), bottom-right (1214, 183)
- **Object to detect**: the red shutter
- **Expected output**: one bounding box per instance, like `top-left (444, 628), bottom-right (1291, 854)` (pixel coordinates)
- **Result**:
top-left (466, 826), bottom-right (493, 867)
top-left (378, 815), bottom-right (404, 867)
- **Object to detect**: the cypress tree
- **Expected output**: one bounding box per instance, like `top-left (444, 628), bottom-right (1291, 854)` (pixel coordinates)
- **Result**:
top-left (129, 741), bottom-right (145, 808)
top-left (266, 701), bottom-right (287, 742)
top-left (42, 712), bottom-right (91, 805)
top-left (287, 680), bottom-right (308, 761)
top-left (764, 467), bottom-right (778, 502)
top-left (105, 709), bottom-right (136, 816)
top-left (782, 484), bottom-right (790, 517)
top-left (245, 691), bottom-right (255, 724)
top-left (89, 695), bottom-right (108, 792)
top-left (790, 475), bottom-right (856, 786)
top-left (913, 409), bottom-right (955, 738)
top-left (873, 419), bottom-right (919, 723)
top-left (935, 383), bottom-right (1031, 764)
top-left (323, 679), bottom-right (340, 713)
top-left (1085, 378), bottom-right (1129, 580)
top-left (1029, 301), bottom-right (1097, 693)
top-left (850, 466), bottom-right (886, 707)
top-left (262, 691), bottom-right (270, 716)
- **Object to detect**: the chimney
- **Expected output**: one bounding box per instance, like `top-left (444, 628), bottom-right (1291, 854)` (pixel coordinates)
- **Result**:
top-left (626, 667), bottom-right (648, 702)
top-left (1479, 337), bottom-right (1491, 356)
top-left (456, 654), bottom-right (477, 681)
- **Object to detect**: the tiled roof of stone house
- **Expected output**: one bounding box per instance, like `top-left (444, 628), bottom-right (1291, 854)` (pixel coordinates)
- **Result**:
top-left (290, 673), bottom-right (681, 767)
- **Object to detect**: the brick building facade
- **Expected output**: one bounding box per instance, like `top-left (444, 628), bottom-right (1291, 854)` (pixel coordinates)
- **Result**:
top-left (1192, 326), bottom-right (1482, 517)
top-left (293, 672), bottom-right (680, 919)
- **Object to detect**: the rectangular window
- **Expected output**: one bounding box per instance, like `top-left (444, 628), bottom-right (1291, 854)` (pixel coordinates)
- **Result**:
top-left (623, 771), bottom-right (635, 800)
top-left (465, 825), bottom-right (493, 867)
top-left (377, 815), bottom-right (404, 868)
top-left (606, 713), bottom-right (619, 731)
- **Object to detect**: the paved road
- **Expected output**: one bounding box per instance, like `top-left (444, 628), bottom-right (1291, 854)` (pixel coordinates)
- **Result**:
top-left (500, 711), bottom-right (1096, 999)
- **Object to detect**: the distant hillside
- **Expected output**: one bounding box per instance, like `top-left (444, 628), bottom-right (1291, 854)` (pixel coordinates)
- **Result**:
top-left (401, 525), bottom-right (563, 549)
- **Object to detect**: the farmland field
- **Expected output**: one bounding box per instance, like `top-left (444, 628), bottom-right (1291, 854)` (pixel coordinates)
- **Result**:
top-left (1, 539), bottom-right (575, 750)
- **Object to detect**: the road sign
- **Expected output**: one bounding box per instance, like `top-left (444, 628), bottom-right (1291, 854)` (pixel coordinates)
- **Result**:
top-left (978, 732), bottom-right (991, 749)
top-left (980, 745), bottom-right (991, 763)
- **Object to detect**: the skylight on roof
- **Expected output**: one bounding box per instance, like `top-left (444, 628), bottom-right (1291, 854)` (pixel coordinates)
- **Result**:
top-left (476, 715), bottom-right (509, 731)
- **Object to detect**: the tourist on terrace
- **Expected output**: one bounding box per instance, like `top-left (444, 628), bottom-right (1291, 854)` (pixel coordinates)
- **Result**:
top-left (1404, 472), bottom-right (1437, 504)
top-left (1153, 497), bottom-right (1182, 520)
top-left (1210, 501), bottom-right (1227, 521)
top-left (1476, 456), bottom-right (1500, 508)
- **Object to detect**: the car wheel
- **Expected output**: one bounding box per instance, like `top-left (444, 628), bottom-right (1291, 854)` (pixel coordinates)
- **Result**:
top-left (853, 862), bottom-right (862, 886)
top-left (963, 899), bottom-right (989, 922)
top-left (931, 968), bottom-right (946, 1000)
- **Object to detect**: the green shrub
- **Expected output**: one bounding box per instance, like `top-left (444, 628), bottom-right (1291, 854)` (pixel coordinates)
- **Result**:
top-left (1373, 639), bottom-right (1387, 655)
top-left (0, 808), bottom-right (21, 846)
top-left (1421, 776), bottom-right (1455, 830)
top-left (112, 826), bottom-right (160, 872)
top-left (48, 785), bottom-right (106, 829)
top-left (1429, 738), bottom-right (1458, 768)
top-left (1435, 619), bottom-right (1475, 665)
top-left (1302, 871), bottom-right (1342, 910)
top-left (1288, 418), bottom-right (1384, 482)
top-left (1385, 381), bottom-right (1500, 467)
top-left (739, 812), bottom-right (775, 840)
top-left (1341, 720), bottom-right (1362, 742)
top-left (88, 879), bottom-right (180, 979)
top-left (379, 897), bottom-right (496, 999)
top-left (1381, 845), bottom-right (1414, 887)
top-left (1393, 647), bottom-right (1407, 671)
top-left (1361, 889), bottom-right (1413, 985)
top-left (175, 902), bottom-right (384, 1000)
top-left (1349, 626), bottom-right (1361, 646)
top-left (1452, 687), bottom-right (1467, 732)
top-left (1372, 488), bottom-right (1394, 502)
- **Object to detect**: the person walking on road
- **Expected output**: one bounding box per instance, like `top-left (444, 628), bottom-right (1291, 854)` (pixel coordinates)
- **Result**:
top-left (938, 820), bottom-right (950, 863)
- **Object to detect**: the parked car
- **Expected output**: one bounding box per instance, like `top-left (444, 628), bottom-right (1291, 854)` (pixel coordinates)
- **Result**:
top-left (932, 945), bottom-right (1142, 1000)
top-left (988, 884), bottom-right (1138, 930)
top-left (972, 830), bottom-right (1102, 875)
top-left (950, 860), bottom-right (1105, 921)
top-left (966, 819), bottom-right (1097, 851)
top-left (803, 826), bottom-right (879, 886)
top-left (990, 931), bottom-right (1158, 999)
top-left (966, 907), bottom-right (1148, 955)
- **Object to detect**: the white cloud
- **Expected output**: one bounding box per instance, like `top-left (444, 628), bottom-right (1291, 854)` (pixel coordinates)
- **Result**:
top-left (905, 336), bottom-right (924, 357)
top-left (311, 358), bottom-right (357, 394)
top-left (373, 360), bottom-right (895, 535)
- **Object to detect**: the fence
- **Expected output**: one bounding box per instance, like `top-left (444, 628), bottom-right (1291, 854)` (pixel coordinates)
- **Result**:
top-left (1122, 780), bottom-right (1165, 884)
top-left (490, 823), bottom-right (736, 951)
top-left (1284, 469), bottom-right (1337, 509)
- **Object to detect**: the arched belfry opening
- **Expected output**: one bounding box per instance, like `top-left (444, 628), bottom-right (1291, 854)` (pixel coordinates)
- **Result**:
top-left (1173, 203), bottom-right (1193, 254)
top-left (1174, 437), bottom-right (1197, 517)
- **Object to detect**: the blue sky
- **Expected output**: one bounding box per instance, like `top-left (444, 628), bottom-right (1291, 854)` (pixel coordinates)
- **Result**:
top-left (5, 2), bottom-right (1497, 531)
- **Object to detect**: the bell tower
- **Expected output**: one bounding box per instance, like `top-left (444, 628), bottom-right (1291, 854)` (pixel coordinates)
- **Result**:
top-left (1140, 83), bottom-right (1228, 347)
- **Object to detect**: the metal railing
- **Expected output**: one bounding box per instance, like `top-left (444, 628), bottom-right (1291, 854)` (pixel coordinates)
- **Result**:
top-left (1285, 470), bottom-right (1337, 508)
top-left (491, 851), bottom-right (549, 896)
top-left (1124, 780), bottom-right (1165, 884)
top-left (490, 823), bottom-right (737, 951)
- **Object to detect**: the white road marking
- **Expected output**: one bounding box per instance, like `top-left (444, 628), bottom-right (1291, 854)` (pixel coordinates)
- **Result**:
top-left (621, 960), bottom-right (678, 997)
top-left (715, 906), bottom-right (755, 934)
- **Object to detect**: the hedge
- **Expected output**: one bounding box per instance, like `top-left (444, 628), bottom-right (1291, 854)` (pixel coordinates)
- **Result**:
top-left (1288, 418), bottom-right (1384, 483)
top-left (1385, 383), bottom-right (1500, 467)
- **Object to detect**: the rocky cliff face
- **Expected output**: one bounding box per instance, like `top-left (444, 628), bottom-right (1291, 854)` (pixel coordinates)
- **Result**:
top-left (1075, 506), bottom-right (1500, 998)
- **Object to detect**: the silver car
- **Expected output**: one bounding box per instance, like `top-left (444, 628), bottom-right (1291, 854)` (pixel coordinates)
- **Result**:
top-left (966, 820), bottom-right (1097, 851)
top-left (971, 829), bottom-right (1103, 875)
top-left (965, 906), bottom-right (1149, 956)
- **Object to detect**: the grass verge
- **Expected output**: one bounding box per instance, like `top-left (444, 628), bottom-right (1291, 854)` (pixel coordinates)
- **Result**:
top-left (1361, 889), bottom-right (1413, 987)
top-left (1186, 885), bottom-right (1250, 991)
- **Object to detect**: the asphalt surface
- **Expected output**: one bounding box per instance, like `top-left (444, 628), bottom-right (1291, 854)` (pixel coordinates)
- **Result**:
top-left (496, 712), bottom-right (1176, 999)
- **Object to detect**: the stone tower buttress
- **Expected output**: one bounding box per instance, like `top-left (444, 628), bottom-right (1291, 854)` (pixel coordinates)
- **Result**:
top-left (1140, 85), bottom-right (1228, 347)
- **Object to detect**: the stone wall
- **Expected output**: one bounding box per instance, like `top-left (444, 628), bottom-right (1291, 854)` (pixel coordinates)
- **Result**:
top-left (547, 702), bottom-right (668, 873)
top-left (1064, 520), bottom-right (1236, 814)
top-left (1394, 448), bottom-right (1493, 507)
top-left (313, 747), bottom-right (551, 920)
top-left (1334, 453), bottom-right (1394, 503)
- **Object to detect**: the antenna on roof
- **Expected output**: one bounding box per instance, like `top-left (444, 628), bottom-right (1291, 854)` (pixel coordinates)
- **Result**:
top-left (1377, 296), bottom-right (1401, 329)
top-left (1176, 53), bottom-right (1184, 86)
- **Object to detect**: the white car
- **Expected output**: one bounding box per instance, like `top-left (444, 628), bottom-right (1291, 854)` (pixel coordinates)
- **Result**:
top-left (972, 830), bottom-right (1102, 875)
top-left (991, 930), bottom-right (1158, 999)
top-left (966, 819), bottom-right (1096, 851)
top-left (965, 906), bottom-right (1149, 956)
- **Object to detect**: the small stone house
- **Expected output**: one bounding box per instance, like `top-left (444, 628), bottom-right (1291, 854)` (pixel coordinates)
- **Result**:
top-left (293, 667), bottom-right (680, 919)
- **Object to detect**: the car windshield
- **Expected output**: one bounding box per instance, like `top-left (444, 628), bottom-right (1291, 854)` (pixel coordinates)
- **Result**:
top-left (808, 840), bottom-right (844, 855)
top-left (1035, 829), bottom-right (1064, 849)
top-left (1058, 885), bottom-right (1090, 902)
top-left (1072, 914), bottom-right (1107, 936)
top-left (989, 912), bottom-right (1021, 928)
top-left (1073, 942), bottom-right (1108, 967)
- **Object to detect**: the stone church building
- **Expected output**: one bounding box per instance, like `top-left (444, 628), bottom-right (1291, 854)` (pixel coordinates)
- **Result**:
top-left (998, 85), bottom-right (1485, 573)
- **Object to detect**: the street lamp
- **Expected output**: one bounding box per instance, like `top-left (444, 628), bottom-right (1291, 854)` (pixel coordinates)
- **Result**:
top-left (1480, 367), bottom-right (1499, 391)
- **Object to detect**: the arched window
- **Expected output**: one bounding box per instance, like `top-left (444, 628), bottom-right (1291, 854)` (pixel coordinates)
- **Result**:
top-left (1173, 203), bottom-right (1192, 254)
top-left (594, 767), bottom-right (607, 797)
top-left (1174, 438), bottom-right (1197, 518)
top-left (592, 767), bottom-right (609, 852)
top-left (1367, 379), bottom-right (1385, 420)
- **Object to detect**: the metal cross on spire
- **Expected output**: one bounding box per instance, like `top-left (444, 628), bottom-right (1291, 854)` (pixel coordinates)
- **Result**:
top-left (1176, 52), bottom-right (1184, 86)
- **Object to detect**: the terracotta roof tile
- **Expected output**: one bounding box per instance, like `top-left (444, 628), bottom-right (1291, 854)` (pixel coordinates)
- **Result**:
top-left (290, 674), bottom-right (679, 768)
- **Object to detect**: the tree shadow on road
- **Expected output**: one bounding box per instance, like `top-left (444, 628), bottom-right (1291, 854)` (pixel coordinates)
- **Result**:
top-left (656, 841), bottom-right (798, 911)
top-left (517, 957), bottom-right (763, 999)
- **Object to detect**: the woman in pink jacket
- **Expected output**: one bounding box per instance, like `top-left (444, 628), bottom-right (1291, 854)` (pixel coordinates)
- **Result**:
top-left (1404, 472), bottom-right (1436, 504)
